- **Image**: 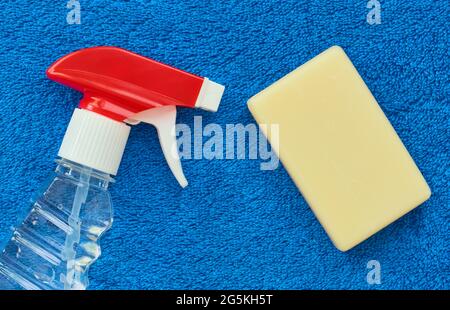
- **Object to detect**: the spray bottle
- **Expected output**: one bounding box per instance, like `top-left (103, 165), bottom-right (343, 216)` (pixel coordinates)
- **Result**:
top-left (0, 47), bottom-right (225, 290)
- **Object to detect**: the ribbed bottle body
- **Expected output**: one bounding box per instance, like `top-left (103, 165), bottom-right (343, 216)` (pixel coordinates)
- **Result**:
top-left (0, 159), bottom-right (113, 290)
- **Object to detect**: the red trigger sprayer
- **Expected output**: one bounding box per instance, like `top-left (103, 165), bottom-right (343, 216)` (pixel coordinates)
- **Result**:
top-left (0, 47), bottom-right (225, 290)
top-left (49, 46), bottom-right (225, 187)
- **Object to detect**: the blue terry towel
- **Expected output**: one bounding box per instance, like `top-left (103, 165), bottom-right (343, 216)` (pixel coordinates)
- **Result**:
top-left (0, 1), bottom-right (448, 289)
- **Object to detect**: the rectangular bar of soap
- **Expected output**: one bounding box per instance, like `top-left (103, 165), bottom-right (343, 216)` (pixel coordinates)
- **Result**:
top-left (248, 46), bottom-right (431, 251)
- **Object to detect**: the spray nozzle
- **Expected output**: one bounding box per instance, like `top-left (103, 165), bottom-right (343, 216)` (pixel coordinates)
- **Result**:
top-left (47, 46), bottom-right (225, 187)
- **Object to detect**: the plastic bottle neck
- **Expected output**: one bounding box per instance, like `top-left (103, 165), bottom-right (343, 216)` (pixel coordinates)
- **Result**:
top-left (55, 158), bottom-right (114, 190)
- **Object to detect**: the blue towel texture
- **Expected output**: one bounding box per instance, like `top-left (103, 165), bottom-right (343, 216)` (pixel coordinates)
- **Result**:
top-left (0, 1), bottom-right (448, 289)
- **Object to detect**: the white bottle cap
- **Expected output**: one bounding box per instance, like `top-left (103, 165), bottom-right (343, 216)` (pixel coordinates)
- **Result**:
top-left (58, 109), bottom-right (130, 175)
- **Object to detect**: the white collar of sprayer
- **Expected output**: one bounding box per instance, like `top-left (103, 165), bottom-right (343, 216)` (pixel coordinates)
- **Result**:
top-left (58, 109), bottom-right (130, 176)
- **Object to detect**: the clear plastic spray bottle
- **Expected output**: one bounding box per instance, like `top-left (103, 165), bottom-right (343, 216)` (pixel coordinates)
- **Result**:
top-left (0, 47), bottom-right (224, 290)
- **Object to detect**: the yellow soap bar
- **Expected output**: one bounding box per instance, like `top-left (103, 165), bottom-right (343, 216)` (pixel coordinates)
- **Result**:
top-left (248, 46), bottom-right (431, 251)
